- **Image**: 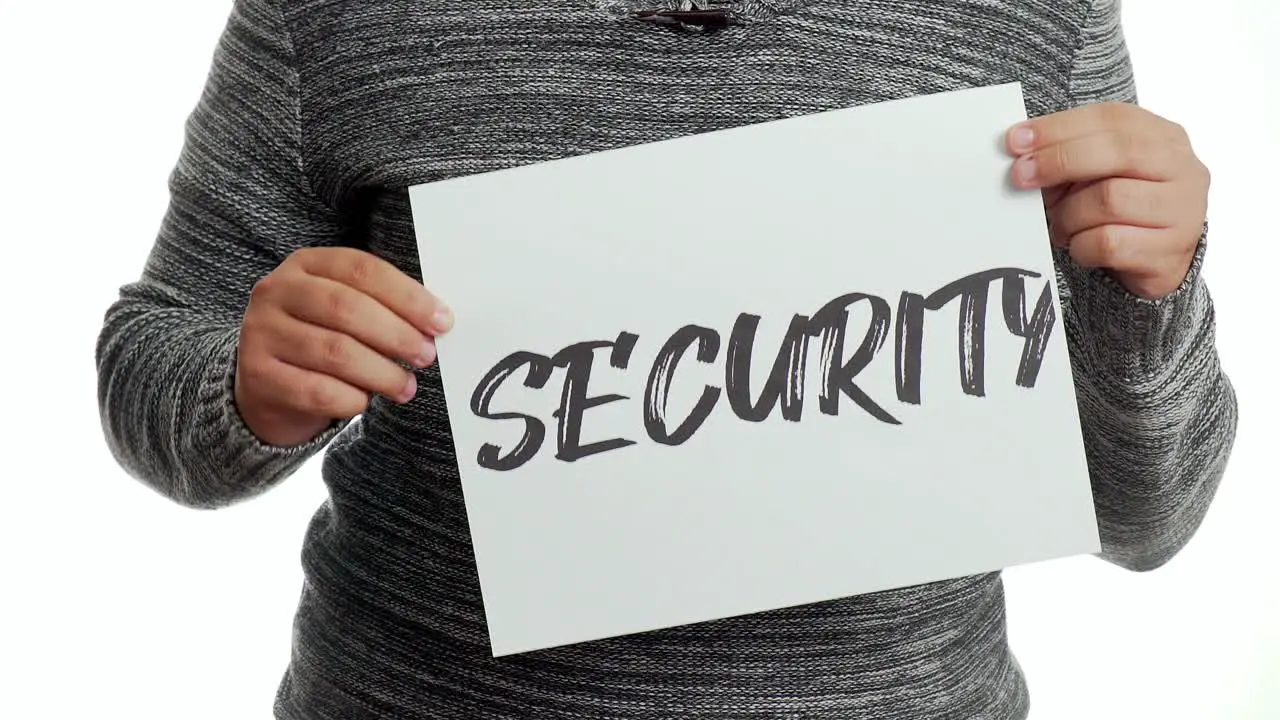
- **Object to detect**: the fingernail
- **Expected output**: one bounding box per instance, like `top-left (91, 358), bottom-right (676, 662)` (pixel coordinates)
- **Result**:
top-left (1014, 155), bottom-right (1037, 187)
top-left (432, 305), bottom-right (454, 332)
top-left (1009, 124), bottom-right (1035, 153)
top-left (414, 339), bottom-right (437, 368)
top-left (398, 373), bottom-right (417, 404)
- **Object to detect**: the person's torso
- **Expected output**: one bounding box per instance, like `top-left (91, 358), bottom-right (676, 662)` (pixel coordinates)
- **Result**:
top-left (277, 2), bottom-right (1088, 717)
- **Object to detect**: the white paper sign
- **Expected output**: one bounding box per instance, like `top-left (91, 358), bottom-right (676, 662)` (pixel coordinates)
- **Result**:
top-left (409, 83), bottom-right (1100, 657)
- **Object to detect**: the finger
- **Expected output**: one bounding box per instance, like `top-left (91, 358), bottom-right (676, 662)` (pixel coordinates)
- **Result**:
top-left (1066, 224), bottom-right (1167, 273)
top-left (1013, 131), bottom-right (1180, 189)
top-left (268, 313), bottom-right (418, 402)
top-left (1042, 184), bottom-right (1073, 210)
top-left (292, 247), bottom-right (453, 336)
top-left (1006, 102), bottom-right (1184, 155)
top-left (279, 276), bottom-right (437, 368)
top-left (241, 358), bottom-right (371, 420)
top-left (1049, 178), bottom-right (1174, 241)
top-left (1008, 103), bottom-right (1129, 153)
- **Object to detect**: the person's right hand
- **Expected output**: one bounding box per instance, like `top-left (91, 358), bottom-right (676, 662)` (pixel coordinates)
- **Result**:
top-left (233, 247), bottom-right (453, 447)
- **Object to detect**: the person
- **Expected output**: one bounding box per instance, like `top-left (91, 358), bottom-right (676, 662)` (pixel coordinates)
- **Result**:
top-left (95, 0), bottom-right (1238, 717)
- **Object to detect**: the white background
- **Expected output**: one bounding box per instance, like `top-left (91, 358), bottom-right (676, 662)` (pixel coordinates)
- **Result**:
top-left (0, 1), bottom-right (1274, 718)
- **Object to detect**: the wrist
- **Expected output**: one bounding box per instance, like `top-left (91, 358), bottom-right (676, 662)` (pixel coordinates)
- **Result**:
top-left (232, 373), bottom-right (334, 448)
top-left (1061, 223), bottom-right (1210, 380)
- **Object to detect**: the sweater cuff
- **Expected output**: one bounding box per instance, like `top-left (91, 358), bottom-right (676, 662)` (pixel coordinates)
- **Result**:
top-left (190, 326), bottom-right (345, 502)
top-left (1064, 223), bottom-right (1210, 381)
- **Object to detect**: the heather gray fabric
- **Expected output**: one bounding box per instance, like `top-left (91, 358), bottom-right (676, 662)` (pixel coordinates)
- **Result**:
top-left (95, 0), bottom-right (1238, 717)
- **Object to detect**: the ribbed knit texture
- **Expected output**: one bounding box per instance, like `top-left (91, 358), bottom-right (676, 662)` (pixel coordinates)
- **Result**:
top-left (96, 0), bottom-right (1238, 717)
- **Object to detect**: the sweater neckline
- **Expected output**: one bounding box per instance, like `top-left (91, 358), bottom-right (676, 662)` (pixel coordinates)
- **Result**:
top-left (594, 0), bottom-right (816, 26)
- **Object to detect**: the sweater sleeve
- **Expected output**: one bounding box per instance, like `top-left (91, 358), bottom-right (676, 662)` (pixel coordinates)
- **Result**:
top-left (1057, 0), bottom-right (1239, 571)
top-left (95, 0), bottom-right (350, 509)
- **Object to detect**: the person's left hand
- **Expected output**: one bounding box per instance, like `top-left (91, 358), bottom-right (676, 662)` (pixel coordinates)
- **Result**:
top-left (1005, 102), bottom-right (1209, 300)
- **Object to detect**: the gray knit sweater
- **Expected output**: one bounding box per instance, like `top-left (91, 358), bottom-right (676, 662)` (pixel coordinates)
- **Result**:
top-left (96, 0), bottom-right (1238, 717)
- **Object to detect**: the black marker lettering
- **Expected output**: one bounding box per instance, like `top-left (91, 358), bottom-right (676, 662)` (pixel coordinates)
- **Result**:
top-left (999, 275), bottom-right (1056, 389)
top-left (894, 291), bottom-right (926, 405)
top-left (1002, 274), bottom-right (1031, 335)
top-left (550, 332), bottom-right (639, 462)
top-left (467, 265), bottom-right (1061, 472)
top-left (811, 292), bottom-right (898, 424)
top-left (470, 351), bottom-right (555, 472)
top-left (644, 324), bottom-right (722, 445)
top-left (725, 313), bottom-right (811, 423)
top-left (924, 268), bottom-right (1030, 398)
